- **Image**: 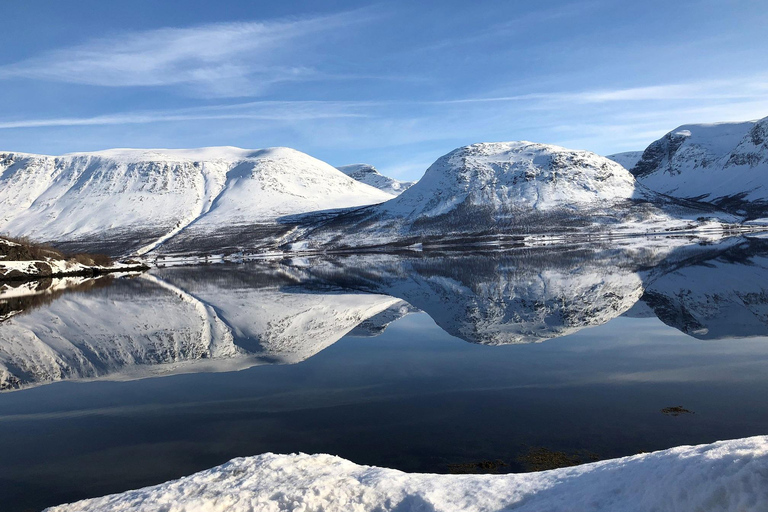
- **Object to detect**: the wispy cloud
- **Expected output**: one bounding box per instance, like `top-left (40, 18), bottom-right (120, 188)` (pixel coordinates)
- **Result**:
top-left (0, 100), bottom-right (374, 129)
top-left (0, 10), bottom-right (374, 97)
top-left (433, 76), bottom-right (768, 105)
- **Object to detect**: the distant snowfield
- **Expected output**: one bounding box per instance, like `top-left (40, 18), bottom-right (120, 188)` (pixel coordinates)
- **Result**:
top-left (47, 435), bottom-right (768, 512)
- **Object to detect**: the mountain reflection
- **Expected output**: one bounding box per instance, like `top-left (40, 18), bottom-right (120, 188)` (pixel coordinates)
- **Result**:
top-left (1, 236), bottom-right (767, 390)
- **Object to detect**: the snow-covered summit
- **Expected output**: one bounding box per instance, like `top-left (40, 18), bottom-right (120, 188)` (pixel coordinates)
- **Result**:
top-left (606, 150), bottom-right (643, 170)
top-left (336, 163), bottom-right (415, 196)
top-left (627, 117), bottom-right (768, 214)
top-left (0, 146), bottom-right (392, 256)
top-left (302, 141), bottom-right (731, 250)
top-left (383, 142), bottom-right (638, 217)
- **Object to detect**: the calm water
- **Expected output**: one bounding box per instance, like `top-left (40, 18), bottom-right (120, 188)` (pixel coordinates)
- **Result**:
top-left (1, 238), bottom-right (768, 511)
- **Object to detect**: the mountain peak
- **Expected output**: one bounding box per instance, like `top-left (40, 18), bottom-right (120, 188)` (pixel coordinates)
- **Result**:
top-left (386, 141), bottom-right (637, 217)
top-left (626, 115), bottom-right (768, 214)
top-left (336, 163), bottom-right (415, 196)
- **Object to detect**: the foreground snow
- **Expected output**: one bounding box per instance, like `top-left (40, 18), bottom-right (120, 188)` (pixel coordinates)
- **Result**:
top-left (47, 436), bottom-right (768, 512)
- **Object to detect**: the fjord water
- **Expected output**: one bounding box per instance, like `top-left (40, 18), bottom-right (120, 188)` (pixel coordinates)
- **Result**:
top-left (2, 238), bottom-right (768, 511)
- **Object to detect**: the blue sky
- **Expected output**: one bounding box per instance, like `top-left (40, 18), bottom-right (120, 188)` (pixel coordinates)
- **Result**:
top-left (1, 0), bottom-right (767, 180)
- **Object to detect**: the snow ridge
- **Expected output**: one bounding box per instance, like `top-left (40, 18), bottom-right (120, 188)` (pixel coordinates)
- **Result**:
top-left (46, 435), bottom-right (768, 512)
top-left (606, 151), bottom-right (644, 170)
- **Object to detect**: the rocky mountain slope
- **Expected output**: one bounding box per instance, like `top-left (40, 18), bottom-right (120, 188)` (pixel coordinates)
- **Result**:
top-left (299, 142), bottom-right (736, 250)
top-left (336, 164), bottom-right (415, 196)
top-left (0, 147), bottom-right (392, 256)
top-left (614, 116), bottom-right (768, 217)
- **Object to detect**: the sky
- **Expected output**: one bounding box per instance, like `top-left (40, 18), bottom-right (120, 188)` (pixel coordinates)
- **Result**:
top-left (1, 0), bottom-right (767, 180)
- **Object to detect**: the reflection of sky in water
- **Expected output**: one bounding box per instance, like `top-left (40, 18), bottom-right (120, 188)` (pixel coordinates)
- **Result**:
top-left (2, 238), bottom-right (768, 511)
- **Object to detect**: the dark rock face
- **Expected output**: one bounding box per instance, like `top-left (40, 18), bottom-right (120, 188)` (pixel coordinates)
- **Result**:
top-left (631, 131), bottom-right (689, 178)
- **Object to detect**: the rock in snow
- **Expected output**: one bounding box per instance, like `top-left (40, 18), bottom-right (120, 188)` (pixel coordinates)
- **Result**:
top-left (625, 116), bottom-right (768, 216)
top-left (336, 163), bottom-right (415, 196)
top-left (46, 435), bottom-right (768, 512)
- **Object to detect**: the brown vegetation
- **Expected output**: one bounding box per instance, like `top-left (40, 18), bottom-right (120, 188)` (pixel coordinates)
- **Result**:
top-left (0, 234), bottom-right (113, 266)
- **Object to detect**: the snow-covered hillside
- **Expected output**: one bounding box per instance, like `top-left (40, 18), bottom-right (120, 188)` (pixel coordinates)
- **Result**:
top-left (46, 435), bottom-right (768, 512)
top-left (302, 142), bottom-right (735, 250)
top-left (626, 116), bottom-right (768, 216)
top-left (606, 150), bottom-right (643, 170)
top-left (0, 147), bottom-right (392, 256)
top-left (336, 163), bottom-right (415, 196)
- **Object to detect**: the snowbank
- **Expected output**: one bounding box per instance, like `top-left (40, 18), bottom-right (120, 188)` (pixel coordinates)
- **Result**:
top-left (47, 435), bottom-right (768, 512)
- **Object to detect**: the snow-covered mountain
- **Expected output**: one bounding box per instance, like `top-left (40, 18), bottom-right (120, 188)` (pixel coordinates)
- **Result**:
top-left (336, 164), bottom-right (415, 196)
top-left (300, 142), bottom-right (735, 250)
top-left (0, 147), bottom-right (392, 256)
top-left (606, 151), bottom-right (643, 170)
top-left (623, 117), bottom-right (768, 216)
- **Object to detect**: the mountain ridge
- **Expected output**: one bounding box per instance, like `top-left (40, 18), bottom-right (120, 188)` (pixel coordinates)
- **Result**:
top-left (0, 146), bottom-right (393, 256)
top-left (609, 116), bottom-right (768, 217)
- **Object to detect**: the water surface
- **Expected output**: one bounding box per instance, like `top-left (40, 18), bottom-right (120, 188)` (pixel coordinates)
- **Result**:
top-left (1, 237), bottom-right (768, 511)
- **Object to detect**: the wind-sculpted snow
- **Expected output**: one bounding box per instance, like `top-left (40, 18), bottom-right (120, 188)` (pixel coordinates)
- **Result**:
top-left (336, 163), bottom-right (415, 196)
top-left (300, 142), bottom-right (735, 250)
top-left (46, 435), bottom-right (768, 512)
top-left (0, 147), bottom-right (391, 256)
top-left (628, 116), bottom-right (768, 216)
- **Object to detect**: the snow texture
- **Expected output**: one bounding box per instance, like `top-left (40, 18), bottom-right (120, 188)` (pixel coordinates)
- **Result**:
top-left (46, 435), bottom-right (768, 512)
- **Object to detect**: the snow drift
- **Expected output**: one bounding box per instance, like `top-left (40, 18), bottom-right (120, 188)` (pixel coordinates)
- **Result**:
top-left (46, 435), bottom-right (768, 512)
